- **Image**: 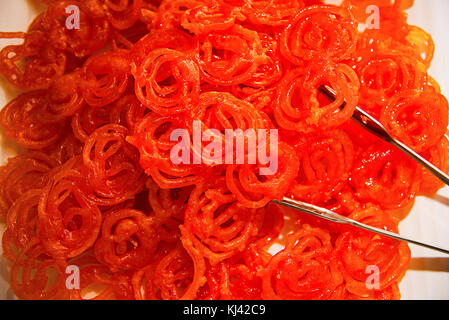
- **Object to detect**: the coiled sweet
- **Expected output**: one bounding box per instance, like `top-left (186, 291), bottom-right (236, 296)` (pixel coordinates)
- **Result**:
top-left (0, 0), bottom-right (447, 300)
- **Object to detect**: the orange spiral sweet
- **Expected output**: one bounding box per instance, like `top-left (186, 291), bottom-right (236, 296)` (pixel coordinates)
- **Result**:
top-left (0, 0), bottom-right (447, 300)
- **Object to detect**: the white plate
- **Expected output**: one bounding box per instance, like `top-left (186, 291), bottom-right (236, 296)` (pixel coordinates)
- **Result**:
top-left (0, 0), bottom-right (448, 300)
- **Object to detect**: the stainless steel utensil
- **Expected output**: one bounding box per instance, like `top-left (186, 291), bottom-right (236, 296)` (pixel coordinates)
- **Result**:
top-left (320, 85), bottom-right (449, 186)
top-left (273, 85), bottom-right (449, 255)
top-left (274, 197), bottom-right (449, 255)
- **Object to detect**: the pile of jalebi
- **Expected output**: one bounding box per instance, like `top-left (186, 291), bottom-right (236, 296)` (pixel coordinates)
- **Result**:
top-left (0, 0), bottom-right (448, 300)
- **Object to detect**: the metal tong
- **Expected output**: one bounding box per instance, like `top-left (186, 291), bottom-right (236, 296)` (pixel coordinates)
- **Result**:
top-left (320, 85), bottom-right (449, 186)
top-left (274, 85), bottom-right (449, 255)
top-left (274, 197), bottom-right (449, 255)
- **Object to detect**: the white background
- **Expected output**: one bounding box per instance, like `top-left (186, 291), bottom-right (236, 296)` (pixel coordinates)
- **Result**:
top-left (0, 0), bottom-right (448, 300)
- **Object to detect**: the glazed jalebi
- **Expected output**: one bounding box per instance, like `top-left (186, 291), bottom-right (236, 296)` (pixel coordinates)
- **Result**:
top-left (0, 0), bottom-right (448, 300)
